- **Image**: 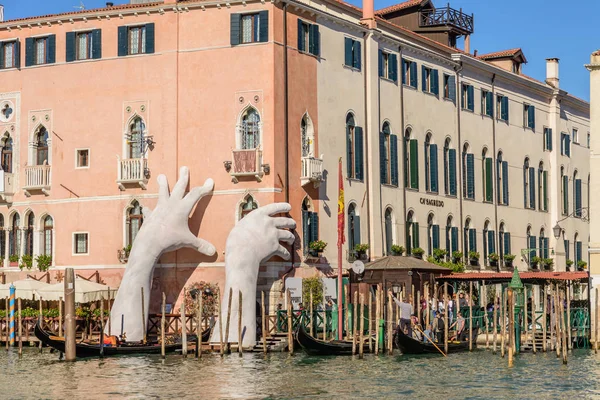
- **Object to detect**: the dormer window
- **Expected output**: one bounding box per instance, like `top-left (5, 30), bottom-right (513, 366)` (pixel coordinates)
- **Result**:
top-left (512, 61), bottom-right (520, 74)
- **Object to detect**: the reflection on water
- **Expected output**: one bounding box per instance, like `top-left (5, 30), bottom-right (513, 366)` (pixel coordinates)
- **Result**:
top-left (1, 348), bottom-right (599, 399)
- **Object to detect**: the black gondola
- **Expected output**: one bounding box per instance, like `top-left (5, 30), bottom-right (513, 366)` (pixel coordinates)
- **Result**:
top-left (394, 328), bottom-right (477, 355)
top-left (34, 321), bottom-right (210, 358)
top-left (295, 323), bottom-right (366, 355)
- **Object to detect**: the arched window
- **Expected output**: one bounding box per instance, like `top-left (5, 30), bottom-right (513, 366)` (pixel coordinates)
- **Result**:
top-left (463, 217), bottom-right (476, 261)
top-left (561, 166), bottom-right (568, 215)
top-left (406, 211), bottom-right (419, 253)
top-left (483, 220), bottom-right (495, 266)
top-left (346, 114), bottom-right (363, 180)
top-left (384, 207), bottom-right (393, 255)
top-left (241, 107), bottom-right (260, 150)
top-left (1, 135), bottom-right (12, 173)
top-left (380, 122), bottom-right (392, 185)
top-left (9, 213), bottom-right (20, 257)
top-left (446, 216), bottom-right (457, 259)
top-left (482, 147), bottom-right (493, 202)
top-left (348, 203), bottom-right (360, 251)
top-left (302, 197), bottom-right (318, 255)
top-left (127, 201), bottom-right (144, 246)
top-left (427, 213), bottom-right (439, 256)
top-left (0, 215), bottom-right (4, 259)
top-left (524, 157), bottom-right (534, 209)
top-left (574, 170), bottom-right (582, 218)
top-left (462, 143), bottom-right (474, 199)
top-left (301, 115), bottom-right (314, 158)
top-left (526, 226), bottom-right (535, 269)
top-left (443, 138), bottom-right (456, 196)
top-left (43, 215), bottom-right (53, 256)
top-left (128, 117), bottom-right (146, 159)
top-left (539, 228), bottom-right (548, 262)
top-left (35, 126), bottom-right (49, 165)
top-left (574, 233), bottom-right (582, 268)
top-left (240, 194), bottom-right (258, 220)
top-left (539, 162), bottom-right (548, 211)
top-left (404, 128), bottom-right (418, 189)
top-left (24, 212), bottom-right (34, 256)
top-left (424, 133), bottom-right (438, 192)
top-left (499, 222), bottom-right (505, 263)
top-left (497, 151), bottom-right (508, 205)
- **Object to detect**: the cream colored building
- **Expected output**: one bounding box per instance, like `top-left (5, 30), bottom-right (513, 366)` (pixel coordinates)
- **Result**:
top-left (587, 51), bottom-right (600, 285)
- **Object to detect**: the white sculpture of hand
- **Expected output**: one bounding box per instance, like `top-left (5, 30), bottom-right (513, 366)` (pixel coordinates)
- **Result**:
top-left (108, 167), bottom-right (215, 342)
top-left (211, 203), bottom-right (296, 347)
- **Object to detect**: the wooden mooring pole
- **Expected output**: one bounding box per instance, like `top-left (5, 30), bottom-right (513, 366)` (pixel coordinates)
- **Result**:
top-left (64, 268), bottom-right (76, 362)
top-left (196, 293), bottom-right (202, 359)
top-left (261, 291), bottom-right (267, 355)
top-left (444, 283), bottom-right (448, 354)
top-left (238, 290), bottom-right (243, 356)
top-left (100, 295), bottom-right (105, 358)
top-left (141, 287), bottom-right (146, 344)
top-left (225, 288), bottom-right (233, 354)
top-left (4, 298), bottom-right (7, 351)
top-left (566, 283), bottom-right (572, 352)
top-left (555, 284), bottom-right (560, 358)
top-left (531, 295), bottom-right (537, 354)
top-left (161, 292), bottom-right (166, 359)
top-left (543, 284), bottom-right (547, 352)
top-left (322, 295), bottom-right (326, 341)
top-left (352, 291), bottom-right (357, 355)
top-left (368, 290), bottom-right (373, 353)
top-left (218, 288), bottom-right (224, 357)
top-left (492, 295), bottom-right (497, 354)
top-left (560, 289), bottom-right (567, 365)
top-left (58, 296), bottom-right (63, 337)
top-left (387, 291), bottom-right (393, 355)
top-left (359, 293), bottom-right (364, 359)
top-left (181, 289), bottom-right (187, 358)
top-left (309, 290), bottom-right (313, 337)
top-left (17, 298), bottom-right (22, 357)
top-left (501, 288), bottom-right (506, 358)
top-left (38, 298), bottom-right (43, 352)
top-left (483, 281), bottom-right (489, 349)
top-left (507, 287), bottom-right (514, 368)
top-left (107, 288), bottom-right (111, 336)
top-left (345, 285), bottom-right (349, 340)
top-left (287, 289), bottom-right (293, 355)
top-left (375, 285), bottom-right (380, 355)
top-left (469, 281), bottom-right (473, 352)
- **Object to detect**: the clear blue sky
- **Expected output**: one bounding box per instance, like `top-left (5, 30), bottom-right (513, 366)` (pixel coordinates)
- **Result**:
top-left (2, 0), bottom-right (596, 101)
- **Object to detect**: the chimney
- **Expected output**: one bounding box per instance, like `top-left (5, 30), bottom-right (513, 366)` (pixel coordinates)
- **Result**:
top-left (464, 35), bottom-right (471, 54)
top-left (473, 49), bottom-right (478, 57)
top-left (360, 0), bottom-right (376, 28)
top-left (0, 5), bottom-right (4, 23)
top-left (106, 2), bottom-right (114, 6)
top-left (546, 58), bottom-right (559, 89)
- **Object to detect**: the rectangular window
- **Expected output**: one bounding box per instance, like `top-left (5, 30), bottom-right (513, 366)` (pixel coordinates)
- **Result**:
top-left (378, 50), bottom-right (397, 82)
top-left (25, 35), bottom-right (55, 67)
top-left (344, 38), bottom-right (361, 71)
top-left (539, 169), bottom-right (548, 212)
top-left (35, 38), bottom-right (47, 65)
top-left (298, 20), bottom-right (320, 57)
top-left (1, 41), bottom-right (18, 69)
top-left (129, 26), bottom-right (147, 55)
top-left (402, 59), bottom-right (417, 88)
top-left (496, 95), bottom-right (509, 122)
top-left (76, 149), bottom-right (89, 168)
top-left (461, 84), bottom-right (474, 111)
top-left (588, 132), bottom-right (591, 148)
top-left (543, 127), bottom-right (553, 151)
top-left (524, 103), bottom-right (535, 130)
top-left (118, 24), bottom-right (155, 56)
top-left (481, 90), bottom-right (493, 117)
top-left (562, 174), bottom-right (569, 215)
top-left (421, 66), bottom-right (439, 95)
top-left (561, 133), bottom-right (571, 157)
top-left (572, 128), bottom-right (579, 144)
top-left (74, 233), bottom-right (89, 255)
top-left (76, 31), bottom-right (93, 60)
top-left (443, 74), bottom-right (456, 102)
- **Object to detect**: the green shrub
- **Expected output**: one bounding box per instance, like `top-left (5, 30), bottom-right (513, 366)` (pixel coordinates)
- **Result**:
top-left (19, 255), bottom-right (33, 270)
top-left (309, 240), bottom-right (327, 252)
top-left (391, 245), bottom-right (405, 256)
top-left (433, 248), bottom-right (447, 263)
top-left (35, 254), bottom-right (52, 272)
top-left (302, 276), bottom-right (324, 310)
top-left (411, 247), bottom-right (425, 258)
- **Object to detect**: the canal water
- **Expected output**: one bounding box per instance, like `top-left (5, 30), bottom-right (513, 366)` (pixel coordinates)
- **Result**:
top-left (1, 348), bottom-right (599, 399)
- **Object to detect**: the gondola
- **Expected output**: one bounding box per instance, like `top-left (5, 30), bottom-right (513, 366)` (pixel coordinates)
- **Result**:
top-left (34, 321), bottom-right (209, 358)
top-left (295, 323), bottom-right (365, 356)
top-left (394, 328), bottom-right (477, 355)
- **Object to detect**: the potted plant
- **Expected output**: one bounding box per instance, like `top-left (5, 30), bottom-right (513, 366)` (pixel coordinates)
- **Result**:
top-left (411, 247), bottom-right (425, 259)
top-left (9, 254), bottom-right (19, 267)
top-left (390, 244), bottom-right (405, 256)
top-left (530, 256), bottom-right (542, 269)
top-left (19, 254), bottom-right (33, 271)
top-left (566, 259), bottom-right (574, 270)
top-left (432, 248), bottom-right (447, 263)
top-left (577, 260), bottom-right (588, 271)
top-left (488, 252), bottom-right (500, 267)
top-left (542, 258), bottom-right (554, 271)
top-left (354, 244), bottom-right (369, 260)
top-left (35, 254), bottom-right (52, 272)
top-left (309, 240), bottom-right (327, 257)
top-left (452, 251), bottom-right (463, 264)
top-left (468, 251), bottom-right (480, 266)
top-left (118, 244), bottom-right (132, 264)
top-left (503, 254), bottom-right (516, 268)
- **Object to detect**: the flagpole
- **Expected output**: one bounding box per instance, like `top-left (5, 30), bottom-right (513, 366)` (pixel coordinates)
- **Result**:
top-left (337, 158), bottom-right (344, 340)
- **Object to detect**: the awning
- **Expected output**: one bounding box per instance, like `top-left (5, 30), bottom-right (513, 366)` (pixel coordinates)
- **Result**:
top-left (0, 278), bottom-right (52, 299)
top-left (437, 271), bottom-right (589, 283)
top-left (365, 255), bottom-right (450, 272)
top-left (34, 277), bottom-right (118, 303)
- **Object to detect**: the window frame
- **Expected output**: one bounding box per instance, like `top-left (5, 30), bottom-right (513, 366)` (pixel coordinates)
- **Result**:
top-left (76, 31), bottom-right (94, 61)
top-left (496, 94), bottom-right (509, 122)
top-left (73, 232), bottom-right (90, 256)
top-left (403, 59), bottom-right (417, 89)
top-left (481, 89), bottom-right (493, 118)
top-left (128, 25), bottom-right (147, 56)
top-left (2, 41), bottom-right (17, 69)
top-left (75, 148), bottom-right (90, 169)
top-left (461, 83), bottom-right (474, 112)
top-left (1, 136), bottom-right (13, 173)
top-left (423, 66), bottom-right (432, 93)
top-left (34, 37), bottom-right (48, 66)
top-left (572, 128), bottom-right (579, 144)
top-left (523, 103), bottom-right (535, 130)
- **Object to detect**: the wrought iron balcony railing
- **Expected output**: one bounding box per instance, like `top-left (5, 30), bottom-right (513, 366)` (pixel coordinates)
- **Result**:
top-left (419, 6), bottom-right (474, 34)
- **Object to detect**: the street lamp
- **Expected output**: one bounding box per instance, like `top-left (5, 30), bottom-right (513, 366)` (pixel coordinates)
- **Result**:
top-left (553, 223), bottom-right (562, 239)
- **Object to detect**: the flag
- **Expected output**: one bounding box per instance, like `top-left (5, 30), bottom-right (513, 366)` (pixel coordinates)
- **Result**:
top-left (337, 157), bottom-right (345, 247)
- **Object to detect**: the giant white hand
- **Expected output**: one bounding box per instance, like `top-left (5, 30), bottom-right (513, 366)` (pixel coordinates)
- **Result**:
top-left (211, 203), bottom-right (296, 347)
top-left (108, 167), bottom-right (215, 342)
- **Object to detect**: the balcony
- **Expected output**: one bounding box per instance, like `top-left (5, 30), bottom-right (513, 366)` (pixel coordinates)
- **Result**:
top-left (117, 158), bottom-right (148, 191)
top-left (301, 155), bottom-right (324, 188)
top-left (230, 148), bottom-right (263, 183)
top-left (419, 6), bottom-right (474, 34)
top-left (23, 165), bottom-right (51, 196)
top-left (0, 171), bottom-right (15, 203)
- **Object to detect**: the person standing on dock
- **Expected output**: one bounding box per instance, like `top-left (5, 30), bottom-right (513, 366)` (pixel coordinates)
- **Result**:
top-left (388, 290), bottom-right (413, 337)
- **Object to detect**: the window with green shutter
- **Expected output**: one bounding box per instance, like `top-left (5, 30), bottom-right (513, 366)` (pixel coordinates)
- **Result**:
top-left (468, 228), bottom-right (477, 253)
top-left (443, 74), bottom-right (456, 102)
top-left (402, 59), bottom-right (417, 88)
top-left (0, 40), bottom-right (20, 69)
top-left (379, 50), bottom-right (397, 81)
top-left (432, 224), bottom-right (440, 251)
top-left (422, 66), bottom-right (438, 94)
top-left (298, 20), bottom-right (320, 57)
top-left (485, 157), bottom-right (493, 202)
top-left (430, 144), bottom-right (438, 193)
top-left (562, 174), bottom-right (569, 215)
top-left (354, 126), bottom-right (364, 181)
top-left (379, 131), bottom-right (389, 185)
top-left (544, 127), bottom-right (553, 151)
top-left (344, 38), bottom-right (361, 70)
top-left (482, 90), bottom-right (493, 117)
top-left (26, 35), bottom-right (55, 66)
top-left (542, 170), bottom-right (548, 211)
top-left (465, 153), bottom-right (475, 199)
top-left (461, 84), bottom-right (474, 111)
top-left (503, 232), bottom-right (511, 256)
top-left (529, 167), bottom-right (536, 209)
top-left (448, 148), bottom-right (456, 196)
top-left (118, 24), bottom-right (155, 56)
top-left (231, 12), bottom-right (267, 46)
top-left (575, 178), bottom-right (582, 217)
top-left (390, 135), bottom-right (399, 186)
top-left (502, 161), bottom-right (509, 205)
top-left (409, 139), bottom-right (419, 189)
top-left (524, 104), bottom-right (535, 130)
top-left (451, 227), bottom-right (458, 253)
top-left (497, 95), bottom-right (509, 122)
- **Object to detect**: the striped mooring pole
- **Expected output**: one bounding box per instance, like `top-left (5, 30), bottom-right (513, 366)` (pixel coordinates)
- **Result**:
top-left (9, 285), bottom-right (15, 346)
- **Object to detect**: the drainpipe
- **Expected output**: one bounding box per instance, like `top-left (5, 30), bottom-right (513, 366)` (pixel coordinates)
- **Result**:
top-left (363, 31), bottom-right (372, 255)
top-left (455, 62), bottom-right (464, 259)
top-left (491, 73), bottom-right (499, 272)
top-left (377, 48), bottom-right (384, 253)
top-left (399, 45), bottom-right (407, 251)
top-left (283, 3), bottom-right (289, 204)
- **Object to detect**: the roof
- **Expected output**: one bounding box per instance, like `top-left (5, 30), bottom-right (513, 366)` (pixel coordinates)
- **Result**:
top-left (477, 48), bottom-right (528, 63)
top-left (365, 256), bottom-right (450, 271)
top-left (375, 0), bottom-right (427, 16)
top-left (593, 50), bottom-right (600, 56)
top-left (437, 271), bottom-right (589, 282)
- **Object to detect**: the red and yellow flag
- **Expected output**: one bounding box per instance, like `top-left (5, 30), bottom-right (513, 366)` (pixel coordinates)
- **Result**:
top-left (337, 157), bottom-right (345, 247)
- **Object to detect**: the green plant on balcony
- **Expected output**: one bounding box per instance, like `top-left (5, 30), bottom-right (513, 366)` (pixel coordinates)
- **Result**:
top-left (309, 240), bottom-right (327, 253)
top-left (503, 254), bottom-right (516, 267)
top-left (566, 259), bottom-right (574, 269)
top-left (391, 244), bottom-right (405, 256)
top-left (411, 247), bottom-right (425, 259)
top-left (542, 258), bottom-right (554, 270)
top-left (35, 254), bottom-right (52, 272)
top-left (452, 251), bottom-right (463, 263)
top-left (19, 254), bottom-right (33, 271)
top-left (433, 248), bottom-right (447, 263)
top-left (577, 260), bottom-right (588, 270)
top-left (468, 251), bottom-right (480, 266)
top-left (9, 254), bottom-right (19, 264)
top-left (488, 252), bottom-right (500, 265)
top-left (354, 244), bottom-right (369, 254)
top-left (530, 256), bottom-right (542, 269)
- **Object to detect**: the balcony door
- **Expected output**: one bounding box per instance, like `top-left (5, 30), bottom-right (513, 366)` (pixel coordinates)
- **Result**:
top-left (1, 135), bottom-right (12, 173)
top-left (36, 127), bottom-right (49, 165)
top-left (301, 115), bottom-right (314, 158)
top-left (128, 117), bottom-right (146, 159)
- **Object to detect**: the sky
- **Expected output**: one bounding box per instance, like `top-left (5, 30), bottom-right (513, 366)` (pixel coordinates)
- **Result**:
top-left (1, 0), bottom-right (596, 101)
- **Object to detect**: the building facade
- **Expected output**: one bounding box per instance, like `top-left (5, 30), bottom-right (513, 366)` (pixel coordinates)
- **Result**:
top-left (0, 0), bottom-right (590, 310)
top-left (587, 51), bottom-right (600, 286)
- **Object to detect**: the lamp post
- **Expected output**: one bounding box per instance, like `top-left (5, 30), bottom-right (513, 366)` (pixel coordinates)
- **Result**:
top-left (509, 269), bottom-right (524, 352)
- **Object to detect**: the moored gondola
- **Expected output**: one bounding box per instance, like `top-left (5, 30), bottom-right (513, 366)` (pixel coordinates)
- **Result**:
top-left (296, 323), bottom-right (365, 355)
top-left (394, 328), bottom-right (477, 355)
top-left (34, 321), bottom-right (210, 358)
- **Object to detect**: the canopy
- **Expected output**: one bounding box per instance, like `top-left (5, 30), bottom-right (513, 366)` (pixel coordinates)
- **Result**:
top-left (34, 277), bottom-right (118, 303)
top-left (0, 278), bottom-right (52, 299)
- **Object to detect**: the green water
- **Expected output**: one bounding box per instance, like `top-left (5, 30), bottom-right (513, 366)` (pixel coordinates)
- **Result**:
top-left (1, 347), bottom-right (599, 399)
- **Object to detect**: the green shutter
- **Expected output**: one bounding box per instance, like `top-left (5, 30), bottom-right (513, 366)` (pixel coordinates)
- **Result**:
top-left (469, 229), bottom-right (477, 252)
top-left (488, 230), bottom-right (495, 254)
top-left (346, 125), bottom-right (352, 179)
top-left (410, 61), bottom-right (417, 88)
top-left (258, 11), bottom-right (269, 43)
top-left (564, 239), bottom-right (570, 262)
top-left (344, 38), bottom-right (353, 67)
top-left (467, 85), bottom-right (474, 111)
top-left (308, 24), bottom-right (316, 55)
top-left (502, 161), bottom-right (509, 205)
top-left (504, 232), bottom-right (511, 256)
top-left (575, 179), bottom-right (582, 217)
top-left (466, 153), bottom-right (475, 199)
top-left (502, 96), bottom-right (509, 121)
top-left (390, 135), bottom-right (398, 186)
top-left (448, 149), bottom-right (456, 196)
top-left (312, 25), bottom-right (320, 56)
top-left (538, 237), bottom-right (544, 258)
top-left (144, 23), bottom-right (155, 53)
top-left (430, 144), bottom-right (438, 192)
top-left (379, 132), bottom-right (387, 184)
top-left (543, 170), bottom-right (548, 211)
top-left (529, 105), bottom-right (535, 130)
top-left (413, 222), bottom-right (420, 248)
top-left (353, 41), bottom-right (361, 70)
top-left (528, 236), bottom-right (536, 262)
top-left (25, 37), bottom-right (34, 67)
top-left (448, 75), bottom-right (456, 102)
top-left (46, 35), bottom-right (56, 64)
top-left (487, 91), bottom-right (493, 117)
top-left (402, 59), bottom-right (407, 85)
top-left (118, 26), bottom-right (129, 55)
top-left (421, 65), bottom-right (427, 92)
top-left (431, 69), bottom-right (439, 95)
top-left (92, 29), bottom-right (102, 59)
top-left (545, 128), bottom-right (553, 151)
top-left (445, 226), bottom-right (451, 253)
top-left (410, 139), bottom-right (419, 189)
top-left (0, 42), bottom-right (4, 69)
top-left (451, 227), bottom-right (459, 253)
top-left (485, 157), bottom-right (493, 202)
top-left (66, 32), bottom-right (76, 62)
top-left (529, 167), bottom-right (536, 209)
top-left (389, 54), bottom-right (398, 82)
top-left (355, 127), bottom-right (364, 181)
top-left (298, 20), bottom-right (305, 52)
top-left (566, 135), bottom-right (571, 157)
top-left (13, 40), bottom-right (20, 69)
top-left (353, 215), bottom-right (361, 249)
top-left (576, 241), bottom-right (582, 264)
top-left (302, 210), bottom-right (309, 253)
top-left (378, 49), bottom-right (384, 78)
top-left (310, 212), bottom-right (319, 244)
top-left (432, 225), bottom-right (440, 250)
top-left (563, 175), bottom-right (569, 214)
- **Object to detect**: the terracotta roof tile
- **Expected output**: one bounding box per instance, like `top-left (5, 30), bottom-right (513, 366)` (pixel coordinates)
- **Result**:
top-left (593, 50), bottom-right (600, 56)
top-left (477, 48), bottom-right (523, 60)
top-left (438, 271), bottom-right (588, 282)
top-left (375, 0), bottom-right (425, 16)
